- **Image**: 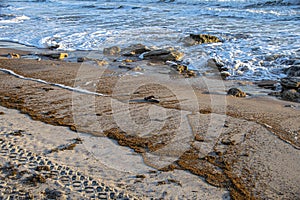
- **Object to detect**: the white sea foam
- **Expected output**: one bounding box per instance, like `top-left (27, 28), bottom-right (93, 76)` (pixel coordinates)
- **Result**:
top-left (0, 0), bottom-right (299, 81)
top-left (0, 15), bottom-right (30, 24)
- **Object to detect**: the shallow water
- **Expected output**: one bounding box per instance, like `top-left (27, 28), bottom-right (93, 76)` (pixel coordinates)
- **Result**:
top-left (0, 0), bottom-right (299, 80)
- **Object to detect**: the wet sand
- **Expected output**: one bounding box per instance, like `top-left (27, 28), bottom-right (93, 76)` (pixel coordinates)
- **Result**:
top-left (0, 45), bottom-right (299, 199)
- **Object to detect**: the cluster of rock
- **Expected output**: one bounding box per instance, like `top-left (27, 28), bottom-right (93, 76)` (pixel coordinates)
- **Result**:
top-left (107, 34), bottom-right (221, 77)
top-left (103, 44), bottom-right (184, 62)
top-left (181, 34), bottom-right (227, 79)
top-left (103, 43), bottom-right (198, 77)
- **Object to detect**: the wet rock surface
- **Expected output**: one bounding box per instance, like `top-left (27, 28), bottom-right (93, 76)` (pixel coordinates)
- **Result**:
top-left (227, 88), bottom-right (247, 97)
top-left (278, 77), bottom-right (300, 102)
top-left (142, 49), bottom-right (184, 61)
top-left (122, 44), bottom-right (151, 56)
top-left (189, 34), bottom-right (222, 44)
top-left (281, 77), bottom-right (300, 90)
top-left (284, 65), bottom-right (300, 77)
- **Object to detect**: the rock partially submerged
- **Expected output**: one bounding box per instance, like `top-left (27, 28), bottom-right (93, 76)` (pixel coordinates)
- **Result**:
top-left (281, 77), bottom-right (300, 90)
top-left (122, 44), bottom-right (183, 62)
top-left (284, 65), bottom-right (300, 77)
top-left (227, 88), bottom-right (246, 97)
top-left (190, 34), bottom-right (222, 44)
top-left (142, 49), bottom-right (184, 61)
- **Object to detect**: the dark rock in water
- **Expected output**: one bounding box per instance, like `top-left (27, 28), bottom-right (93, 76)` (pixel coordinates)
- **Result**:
top-left (122, 44), bottom-right (151, 56)
top-left (103, 46), bottom-right (121, 55)
top-left (280, 77), bottom-right (300, 90)
top-left (189, 34), bottom-right (221, 44)
top-left (256, 80), bottom-right (278, 90)
top-left (281, 89), bottom-right (300, 102)
top-left (143, 49), bottom-right (184, 61)
top-left (284, 65), bottom-right (300, 77)
top-left (227, 88), bottom-right (246, 97)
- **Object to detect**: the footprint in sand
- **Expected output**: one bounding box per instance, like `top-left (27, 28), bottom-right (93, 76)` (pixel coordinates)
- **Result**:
top-left (0, 131), bottom-right (135, 199)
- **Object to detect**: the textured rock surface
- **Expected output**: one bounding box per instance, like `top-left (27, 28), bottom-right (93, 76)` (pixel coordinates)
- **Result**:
top-left (143, 49), bottom-right (184, 61)
top-left (284, 65), bottom-right (300, 77)
top-left (189, 34), bottom-right (221, 44)
top-left (227, 88), bottom-right (247, 97)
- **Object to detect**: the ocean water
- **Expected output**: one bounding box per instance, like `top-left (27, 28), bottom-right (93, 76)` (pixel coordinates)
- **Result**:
top-left (0, 0), bottom-right (300, 80)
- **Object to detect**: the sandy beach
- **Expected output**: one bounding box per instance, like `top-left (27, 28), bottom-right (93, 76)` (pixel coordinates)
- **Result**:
top-left (0, 45), bottom-right (299, 199)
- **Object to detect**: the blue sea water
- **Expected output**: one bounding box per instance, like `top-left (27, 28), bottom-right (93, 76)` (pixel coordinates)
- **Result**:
top-left (0, 0), bottom-right (299, 80)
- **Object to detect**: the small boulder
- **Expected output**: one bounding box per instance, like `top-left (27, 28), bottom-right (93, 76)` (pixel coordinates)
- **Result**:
top-left (143, 49), bottom-right (184, 61)
top-left (103, 46), bottom-right (121, 56)
top-left (280, 77), bottom-right (300, 90)
top-left (284, 65), bottom-right (300, 77)
top-left (279, 77), bottom-right (300, 102)
top-left (189, 34), bottom-right (221, 44)
top-left (122, 44), bottom-right (151, 56)
top-left (227, 88), bottom-right (246, 97)
top-left (281, 89), bottom-right (300, 102)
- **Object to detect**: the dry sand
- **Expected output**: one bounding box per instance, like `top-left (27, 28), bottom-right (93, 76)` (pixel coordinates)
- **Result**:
top-left (0, 45), bottom-right (299, 199)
